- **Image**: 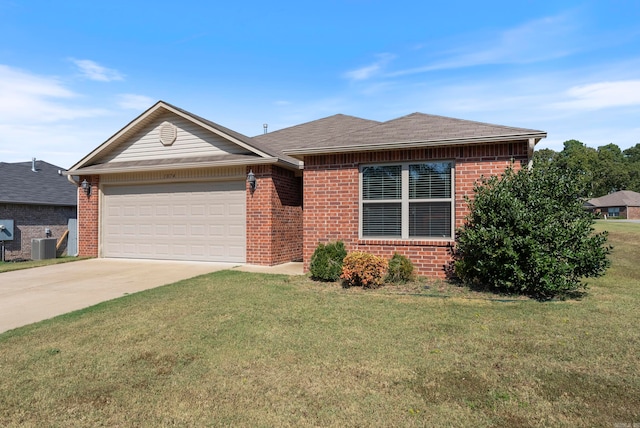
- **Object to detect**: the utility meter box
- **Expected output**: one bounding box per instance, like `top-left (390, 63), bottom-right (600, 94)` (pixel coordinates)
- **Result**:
top-left (0, 220), bottom-right (14, 241)
top-left (32, 238), bottom-right (57, 260)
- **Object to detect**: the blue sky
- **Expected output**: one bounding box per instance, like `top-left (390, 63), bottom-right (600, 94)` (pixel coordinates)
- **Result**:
top-left (1, 0), bottom-right (639, 168)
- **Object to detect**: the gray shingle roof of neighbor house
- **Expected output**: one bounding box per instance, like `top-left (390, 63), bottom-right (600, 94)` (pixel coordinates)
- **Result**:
top-left (585, 190), bottom-right (640, 208)
top-left (0, 160), bottom-right (77, 206)
top-left (280, 112), bottom-right (547, 157)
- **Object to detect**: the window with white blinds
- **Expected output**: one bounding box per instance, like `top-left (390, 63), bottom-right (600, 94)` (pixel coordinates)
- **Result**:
top-left (361, 162), bottom-right (454, 239)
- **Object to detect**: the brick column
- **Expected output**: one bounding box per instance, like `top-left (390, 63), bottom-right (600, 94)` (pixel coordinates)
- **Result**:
top-left (245, 165), bottom-right (303, 265)
top-left (78, 175), bottom-right (99, 257)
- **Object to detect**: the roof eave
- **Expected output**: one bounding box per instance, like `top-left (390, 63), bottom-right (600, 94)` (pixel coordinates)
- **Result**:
top-left (283, 133), bottom-right (548, 158)
top-left (65, 157), bottom-right (283, 175)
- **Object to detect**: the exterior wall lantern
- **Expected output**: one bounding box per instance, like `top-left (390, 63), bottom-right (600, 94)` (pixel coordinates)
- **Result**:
top-left (247, 170), bottom-right (257, 191)
top-left (81, 178), bottom-right (91, 196)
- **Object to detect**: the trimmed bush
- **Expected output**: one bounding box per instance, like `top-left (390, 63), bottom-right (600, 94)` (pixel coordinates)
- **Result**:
top-left (453, 164), bottom-right (611, 300)
top-left (386, 252), bottom-right (415, 284)
top-left (341, 252), bottom-right (388, 288)
top-left (309, 241), bottom-right (347, 281)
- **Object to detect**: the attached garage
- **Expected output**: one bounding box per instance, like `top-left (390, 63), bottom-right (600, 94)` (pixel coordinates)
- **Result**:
top-left (102, 180), bottom-right (245, 263)
top-left (66, 101), bottom-right (303, 267)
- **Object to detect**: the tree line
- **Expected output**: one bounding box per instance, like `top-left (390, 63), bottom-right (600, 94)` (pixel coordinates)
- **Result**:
top-left (534, 140), bottom-right (640, 198)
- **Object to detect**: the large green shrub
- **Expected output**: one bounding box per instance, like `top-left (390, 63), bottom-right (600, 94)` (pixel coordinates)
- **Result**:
top-left (453, 163), bottom-right (611, 300)
top-left (341, 252), bottom-right (388, 288)
top-left (386, 252), bottom-right (415, 284)
top-left (309, 241), bottom-right (347, 281)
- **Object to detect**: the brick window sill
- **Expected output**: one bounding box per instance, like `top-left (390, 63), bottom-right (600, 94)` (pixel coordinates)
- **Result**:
top-left (357, 238), bottom-right (454, 247)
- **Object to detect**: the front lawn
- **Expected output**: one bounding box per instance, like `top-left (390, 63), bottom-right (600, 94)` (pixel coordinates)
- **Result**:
top-left (0, 223), bottom-right (638, 426)
top-left (0, 256), bottom-right (87, 273)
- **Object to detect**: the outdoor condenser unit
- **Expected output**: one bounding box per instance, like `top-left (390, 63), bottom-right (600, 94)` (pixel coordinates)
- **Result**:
top-left (31, 238), bottom-right (57, 260)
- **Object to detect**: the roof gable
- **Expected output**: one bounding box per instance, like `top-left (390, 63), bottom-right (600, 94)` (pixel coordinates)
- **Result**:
top-left (0, 160), bottom-right (76, 206)
top-left (68, 101), bottom-right (295, 173)
top-left (586, 190), bottom-right (640, 208)
top-left (100, 110), bottom-right (253, 163)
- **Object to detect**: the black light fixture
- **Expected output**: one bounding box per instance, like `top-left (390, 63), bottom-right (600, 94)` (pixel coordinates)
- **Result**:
top-left (81, 178), bottom-right (91, 196)
top-left (247, 170), bottom-right (257, 191)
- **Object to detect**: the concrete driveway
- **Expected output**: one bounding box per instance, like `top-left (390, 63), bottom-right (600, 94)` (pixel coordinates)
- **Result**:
top-left (0, 258), bottom-right (302, 334)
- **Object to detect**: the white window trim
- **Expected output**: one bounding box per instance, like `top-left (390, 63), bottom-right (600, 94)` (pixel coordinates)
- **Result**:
top-left (359, 161), bottom-right (455, 240)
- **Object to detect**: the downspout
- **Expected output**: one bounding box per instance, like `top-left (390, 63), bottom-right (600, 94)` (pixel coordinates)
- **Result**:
top-left (66, 173), bottom-right (80, 257)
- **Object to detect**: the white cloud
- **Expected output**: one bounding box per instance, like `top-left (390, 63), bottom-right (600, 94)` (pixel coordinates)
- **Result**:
top-left (0, 122), bottom-right (104, 168)
top-left (552, 80), bottom-right (640, 110)
top-left (0, 64), bottom-right (107, 123)
top-left (344, 53), bottom-right (395, 81)
top-left (0, 64), bottom-right (114, 166)
top-left (388, 13), bottom-right (583, 76)
top-left (71, 59), bottom-right (124, 82)
top-left (117, 93), bottom-right (155, 110)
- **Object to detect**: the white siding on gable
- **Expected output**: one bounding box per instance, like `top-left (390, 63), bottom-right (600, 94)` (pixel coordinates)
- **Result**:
top-left (102, 112), bottom-right (252, 163)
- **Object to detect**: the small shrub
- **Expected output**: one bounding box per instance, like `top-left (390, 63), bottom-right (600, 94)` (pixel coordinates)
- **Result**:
top-left (309, 241), bottom-right (347, 281)
top-left (341, 252), bottom-right (388, 288)
top-left (386, 252), bottom-right (415, 284)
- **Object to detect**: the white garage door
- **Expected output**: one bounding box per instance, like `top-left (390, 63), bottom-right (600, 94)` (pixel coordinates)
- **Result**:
top-left (102, 181), bottom-right (245, 262)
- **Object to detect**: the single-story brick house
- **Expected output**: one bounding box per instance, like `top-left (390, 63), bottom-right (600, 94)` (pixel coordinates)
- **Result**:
top-left (65, 101), bottom-right (546, 277)
top-left (0, 159), bottom-right (77, 260)
top-left (584, 190), bottom-right (640, 219)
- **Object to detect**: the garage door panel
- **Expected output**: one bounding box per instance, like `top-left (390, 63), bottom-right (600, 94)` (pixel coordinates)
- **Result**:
top-left (156, 205), bottom-right (170, 216)
top-left (191, 205), bottom-right (206, 216)
top-left (228, 245), bottom-right (245, 258)
top-left (229, 225), bottom-right (244, 237)
top-left (103, 181), bottom-right (245, 262)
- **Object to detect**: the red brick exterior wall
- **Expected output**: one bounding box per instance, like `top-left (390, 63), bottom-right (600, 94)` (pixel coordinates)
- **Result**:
top-left (627, 206), bottom-right (640, 220)
top-left (302, 141), bottom-right (528, 278)
top-left (76, 169), bottom-right (303, 265)
top-left (0, 203), bottom-right (76, 260)
top-left (246, 165), bottom-right (303, 265)
top-left (78, 175), bottom-right (99, 257)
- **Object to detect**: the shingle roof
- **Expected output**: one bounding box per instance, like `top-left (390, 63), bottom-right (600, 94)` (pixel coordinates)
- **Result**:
top-left (0, 160), bottom-right (77, 206)
top-left (281, 112), bottom-right (547, 156)
top-left (68, 101), bottom-right (547, 174)
top-left (585, 190), bottom-right (640, 208)
top-left (252, 114), bottom-right (380, 154)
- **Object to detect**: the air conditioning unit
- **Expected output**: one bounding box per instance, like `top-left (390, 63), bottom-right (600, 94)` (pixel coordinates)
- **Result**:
top-left (31, 238), bottom-right (57, 260)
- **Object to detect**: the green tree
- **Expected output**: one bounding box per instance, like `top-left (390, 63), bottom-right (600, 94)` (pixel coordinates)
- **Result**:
top-left (623, 144), bottom-right (640, 192)
top-left (593, 144), bottom-right (629, 195)
top-left (453, 162), bottom-right (611, 300)
top-left (623, 143), bottom-right (640, 163)
top-left (532, 148), bottom-right (558, 166)
top-left (554, 140), bottom-right (599, 197)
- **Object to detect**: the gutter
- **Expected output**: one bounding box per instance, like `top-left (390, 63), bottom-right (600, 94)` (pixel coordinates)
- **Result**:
top-left (66, 174), bottom-right (79, 185)
top-left (283, 133), bottom-right (548, 158)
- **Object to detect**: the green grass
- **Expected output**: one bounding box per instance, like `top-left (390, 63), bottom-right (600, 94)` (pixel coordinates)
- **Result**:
top-left (0, 224), bottom-right (638, 426)
top-left (0, 256), bottom-right (88, 273)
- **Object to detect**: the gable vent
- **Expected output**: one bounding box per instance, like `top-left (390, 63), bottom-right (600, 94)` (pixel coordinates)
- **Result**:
top-left (159, 122), bottom-right (177, 146)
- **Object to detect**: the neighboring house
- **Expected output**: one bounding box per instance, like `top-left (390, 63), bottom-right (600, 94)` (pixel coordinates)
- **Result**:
top-left (65, 101), bottom-right (546, 277)
top-left (584, 190), bottom-right (640, 219)
top-left (0, 159), bottom-right (77, 260)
